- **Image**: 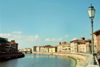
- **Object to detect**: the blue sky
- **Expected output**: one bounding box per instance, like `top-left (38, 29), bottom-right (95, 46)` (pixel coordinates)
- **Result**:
top-left (0, 0), bottom-right (100, 49)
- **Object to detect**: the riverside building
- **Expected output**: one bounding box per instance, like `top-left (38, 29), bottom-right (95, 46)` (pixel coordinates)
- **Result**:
top-left (0, 37), bottom-right (18, 53)
top-left (93, 29), bottom-right (100, 53)
top-left (70, 39), bottom-right (79, 53)
top-left (57, 42), bottom-right (70, 53)
top-left (77, 37), bottom-right (91, 53)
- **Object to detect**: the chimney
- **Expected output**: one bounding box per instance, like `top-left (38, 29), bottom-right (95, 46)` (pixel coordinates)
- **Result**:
top-left (59, 42), bottom-right (61, 45)
top-left (81, 37), bottom-right (85, 40)
top-left (62, 42), bottom-right (67, 44)
top-left (11, 40), bottom-right (15, 44)
top-left (11, 40), bottom-right (15, 42)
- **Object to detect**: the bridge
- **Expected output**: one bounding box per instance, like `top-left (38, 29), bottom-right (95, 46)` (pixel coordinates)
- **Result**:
top-left (21, 51), bottom-right (32, 54)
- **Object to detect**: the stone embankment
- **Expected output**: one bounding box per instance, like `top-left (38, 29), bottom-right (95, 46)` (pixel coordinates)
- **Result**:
top-left (0, 52), bottom-right (25, 61)
top-left (32, 52), bottom-right (90, 67)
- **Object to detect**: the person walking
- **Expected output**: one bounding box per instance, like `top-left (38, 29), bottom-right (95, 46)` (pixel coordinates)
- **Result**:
top-left (97, 52), bottom-right (100, 67)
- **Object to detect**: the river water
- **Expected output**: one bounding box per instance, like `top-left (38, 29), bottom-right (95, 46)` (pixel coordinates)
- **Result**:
top-left (0, 54), bottom-right (76, 67)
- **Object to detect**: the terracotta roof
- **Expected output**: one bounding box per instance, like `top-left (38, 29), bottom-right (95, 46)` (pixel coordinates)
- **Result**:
top-left (77, 39), bottom-right (91, 44)
top-left (54, 46), bottom-right (57, 48)
top-left (11, 40), bottom-right (15, 42)
top-left (70, 39), bottom-right (79, 43)
top-left (93, 29), bottom-right (100, 35)
top-left (94, 29), bottom-right (100, 33)
top-left (85, 39), bottom-right (91, 42)
top-left (49, 46), bottom-right (57, 48)
top-left (44, 46), bottom-right (50, 48)
top-left (44, 45), bottom-right (51, 47)
top-left (62, 42), bottom-right (67, 44)
top-left (67, 43), bottom-right (70, 44)
top-left (77, 40), bottom-right (86, 44)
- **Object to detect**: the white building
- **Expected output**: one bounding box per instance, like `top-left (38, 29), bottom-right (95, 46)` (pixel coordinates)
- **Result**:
top-left (70, 39), bottom-right (79, 53)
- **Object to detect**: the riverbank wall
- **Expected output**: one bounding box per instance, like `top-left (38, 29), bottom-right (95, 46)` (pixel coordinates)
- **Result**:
top-left (0, 53), bottom-right (25, 62)
top-left (32, 52), bottom-right (90, 67)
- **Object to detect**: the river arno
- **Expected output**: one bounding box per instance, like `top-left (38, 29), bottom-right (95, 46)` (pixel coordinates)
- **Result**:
top-left (0, 54), bottom-right (76, 67)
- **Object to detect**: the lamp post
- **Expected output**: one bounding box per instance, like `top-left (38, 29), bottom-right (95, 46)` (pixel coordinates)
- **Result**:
top-left (88, 4), bottom-right (96, 65)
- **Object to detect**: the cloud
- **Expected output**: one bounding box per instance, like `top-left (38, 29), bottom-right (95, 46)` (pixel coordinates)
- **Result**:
top-left (45, 38), bottom-right (50, 41)
top-left (45, 38), bottom-right (63, 42)
top-left (0, 33), bottom-right (42, 49)
top-left (65, 35), bottom-right (69, 38)
top-left (25, 35), bottom-right (40, 41)
top-left (59, 38), bottom-right (63, 41)
top-left (72, 38), bottom-right (78, 40)
top-left (12, 31), bottom-right (22, 34)
top-left (0, 33), bottom-right (40, 41)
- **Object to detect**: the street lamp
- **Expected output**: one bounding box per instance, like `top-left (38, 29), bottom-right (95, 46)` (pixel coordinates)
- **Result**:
top-left (88, 4), bottom-right (96, 65)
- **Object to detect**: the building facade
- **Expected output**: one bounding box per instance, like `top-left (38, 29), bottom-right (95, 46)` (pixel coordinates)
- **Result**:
top-left (85, 39), bottom-right (91, 53)
top-left (44, 45), bottom-right (52, 52)
top-left (0, 44), bottom-right (2, 53)
top-left (40, 46), bottom-right (45, 52)
top-left (70, 39), bottom-right (79, 53)
top-left (77, 37), bottom-right (91, 53)
top-left (32, 46), bottom-right (37, 52)
top-left (62, 43), bottom-right (70, 53)
top-left (93, 29), bottom-right (100, 53)
top-left (57, 42), bottom-right (63, 52)
top-left (0, 37), bottom-right (19, 53)
top-left (57, 42), bottom-right (70, 53)
top-left (36, 46), bottom-right (40, 52)
top-left (49, 46), bottom-right (57, 52)
top-left (10, 40), bottom-right (18, 52)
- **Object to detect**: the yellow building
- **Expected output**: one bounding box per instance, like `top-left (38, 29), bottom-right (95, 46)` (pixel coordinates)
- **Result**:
top-left (78, 37), bottom-right (86, 53)
top-left (22, 48), bottom-right (32, 54)
top-left (74, 42), bottom-right (78, 53)
top-left (93, 34), bottom-right (98, 53)
top-left (32, 46), bottom-right (37, 52)
top-left (93, 30), bottom-right (100, 53)
top-left (57, 42), bottom-right (63, 52)
top-left (85, 39), bottom-right (91, 53)
top-left (49, 46), bottom-right (57, 52)
top-left (77, 37), bottom-right (91, 53)
top-left (44, 45), bottom-right (51, 52)
top-left (62, 43), bottom-right (70, 53)
top-left (36, 46), bottom-right (41, 52)
top-left (57, 42), bottom-right (70, 53)
top-left (40, 46), bottom-right (45, 52)
top-left (78, 43), bottom-right (85, 53)
top-left (70, 39), bottom-right (79, 53)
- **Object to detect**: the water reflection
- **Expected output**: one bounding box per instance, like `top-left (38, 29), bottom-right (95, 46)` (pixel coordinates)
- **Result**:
top-left (0, 54), bottom-right (75, 67)
top-left (0, 59), bottom-right (18, 67)
top-left (48, 55), bottom-right (56, 58)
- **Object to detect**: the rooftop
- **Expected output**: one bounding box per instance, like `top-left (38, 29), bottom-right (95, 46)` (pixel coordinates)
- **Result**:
top-left (94, 29), bottom-right (100, 35)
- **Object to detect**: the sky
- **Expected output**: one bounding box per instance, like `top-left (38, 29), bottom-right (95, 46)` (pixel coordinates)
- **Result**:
top-left (0, 0), bottom-right (100, 49)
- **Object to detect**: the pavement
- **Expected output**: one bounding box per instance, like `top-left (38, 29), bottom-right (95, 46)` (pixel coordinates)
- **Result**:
top-left (84, 54), bottom-right (99, 67)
